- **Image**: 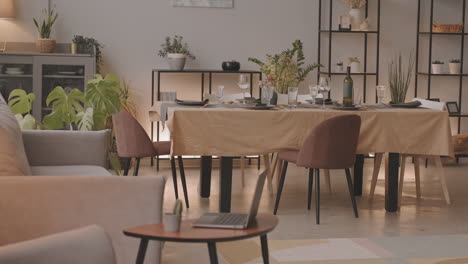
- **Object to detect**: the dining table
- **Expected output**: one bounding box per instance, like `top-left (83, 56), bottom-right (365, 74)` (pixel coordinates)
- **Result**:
top-left (149, 102), bottom-right (453, 213)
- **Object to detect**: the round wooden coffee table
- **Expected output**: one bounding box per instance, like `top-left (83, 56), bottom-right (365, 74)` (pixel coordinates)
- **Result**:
top-left (123, 213), bottom-right (278, 264)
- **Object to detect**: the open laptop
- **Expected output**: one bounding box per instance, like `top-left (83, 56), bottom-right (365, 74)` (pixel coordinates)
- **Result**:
top-left (192, 169), bottom-right (268, 229)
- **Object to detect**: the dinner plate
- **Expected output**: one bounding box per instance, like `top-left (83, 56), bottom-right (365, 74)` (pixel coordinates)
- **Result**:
top-left (245, 105), bottom-right (275, 110)
top-left (390, 101), bottom-right (422, 108)
top-left (332, 105), bottom-right (362, 111)
top-left (175, 99), bottom-right (209, 106)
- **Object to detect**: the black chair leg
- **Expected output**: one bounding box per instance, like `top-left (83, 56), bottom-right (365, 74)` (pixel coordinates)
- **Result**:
top-left (133, 158), bottom-right (141, 176)
top-left (170, 157), bottom-right (179, 199)
top-left (124, 158), bottom-right (131, 176)
top-left (273, 161), bottom-right (288, 215)
top-left (178, 156), bottom-right (190, 208)
top-left (315, 168), bottom-right (320, 225)
top-left (308, 168), bottom-right (314, 210)
top-left (345, 168), bottom-right (359, 218)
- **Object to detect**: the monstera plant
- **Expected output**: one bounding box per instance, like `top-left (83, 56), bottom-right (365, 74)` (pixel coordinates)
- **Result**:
top-left (43, 87), bottom-right (86, 130)
top-left (8, 89), bottom-right (38, 130)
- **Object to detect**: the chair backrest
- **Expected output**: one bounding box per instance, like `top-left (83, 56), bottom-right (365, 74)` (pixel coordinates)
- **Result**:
top-left (296, 115), bottom-right (361, 169)
top-left (112, 111), bottom-right (156, 158)
top-left (0, 225), bottom-right (116, 264)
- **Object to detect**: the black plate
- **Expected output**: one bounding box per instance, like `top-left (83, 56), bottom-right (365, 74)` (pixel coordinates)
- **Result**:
top-left (307, 99), bottom-right (334, 105)
top-left (390, 101), bottom-right (422, 108)
top-left (175, 99), bottom-right (209, 106)
top-left (332, 105), bottom-right (362, 111)
top-left (245, 105), bottom-right (275, 110)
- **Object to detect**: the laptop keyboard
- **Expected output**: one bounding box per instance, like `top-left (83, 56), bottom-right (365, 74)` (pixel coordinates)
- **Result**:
top-left (214, 214), bottom-right (248, 225)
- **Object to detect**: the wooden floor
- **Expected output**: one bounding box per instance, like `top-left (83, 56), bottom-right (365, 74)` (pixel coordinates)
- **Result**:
top-left (136, 158), bottom-right (468, 263)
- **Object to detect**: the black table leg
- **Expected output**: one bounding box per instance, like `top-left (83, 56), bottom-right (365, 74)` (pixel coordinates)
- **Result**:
top-left (207, 242), bottom-right (219, 264)
top-left (219, 157), bottom-right (233, 213)
top-left (200, 156), bottom-right (212, 198)
top-left (260, 235), bottom-right (270, 264)
top-left (136, 239), bottom-right (149, 264)
top-left (386, 153), bottom-right (400, 212)
top-left (353, 154), bottom-right (364, 196)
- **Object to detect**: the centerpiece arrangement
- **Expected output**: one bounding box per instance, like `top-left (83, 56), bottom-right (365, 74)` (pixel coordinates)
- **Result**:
top-left (248, 40), bottom-right (321, 105)
top-left (158, 35), bottom-right (196, 71)
top-left (388, 53), bottom-right (415, 104)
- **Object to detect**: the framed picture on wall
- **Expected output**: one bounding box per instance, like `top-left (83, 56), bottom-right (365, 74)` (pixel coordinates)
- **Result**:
top-left (171, 0), bottom-right (233, 8)
top-left (339, 14), bottom-right (351, 31)
top-left (446, 101), bottom-right (460, 114)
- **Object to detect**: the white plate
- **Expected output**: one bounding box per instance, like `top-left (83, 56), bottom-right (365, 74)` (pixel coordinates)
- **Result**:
top-left (5, 71), bottom-right (25, 75)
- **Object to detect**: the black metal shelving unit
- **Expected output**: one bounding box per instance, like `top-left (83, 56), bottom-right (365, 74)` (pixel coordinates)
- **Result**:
top-left (415, 0), bottom-right (467, 134)
top-left (317, 0), bottom-right (381, 103)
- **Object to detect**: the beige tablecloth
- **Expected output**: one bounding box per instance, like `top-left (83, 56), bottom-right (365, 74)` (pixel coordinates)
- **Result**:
top-left (149, 103), bottom-right (453, 157)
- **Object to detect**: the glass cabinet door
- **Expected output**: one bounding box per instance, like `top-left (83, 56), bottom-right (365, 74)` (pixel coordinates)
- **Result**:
top-left (0, 56), bottom-right (34, 104)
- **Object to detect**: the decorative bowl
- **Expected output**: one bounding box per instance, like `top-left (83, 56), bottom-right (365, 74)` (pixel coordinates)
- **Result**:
top-left (222, 61), bottom-right (240, 71)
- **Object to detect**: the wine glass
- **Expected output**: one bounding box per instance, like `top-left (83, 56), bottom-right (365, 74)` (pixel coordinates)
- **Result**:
top-left (261, 85), bottom-right (274, 105)
top-left (238, 75), bottom-right (250, 100)
top-left (318, 77), bottom-right (330, 108)
top-left (309, 85), bottom-right (319, 105)
top-left (376, 85), bottom-right (386, 105)
top-left (215, 85), bottom-right (224, 103)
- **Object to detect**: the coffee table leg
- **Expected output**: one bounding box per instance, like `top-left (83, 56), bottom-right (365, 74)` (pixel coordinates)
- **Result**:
top-left (260, 235), bottom-right (270, 264)
top-left (207, 242), bottom-right (219, 264)
top-left (136, 239), bottom-right (149, 264)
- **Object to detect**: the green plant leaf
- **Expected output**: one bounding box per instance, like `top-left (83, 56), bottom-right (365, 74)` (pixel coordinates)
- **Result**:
top-left (77, 108), bottom-right (94, 131)
top-left (8, 89), bottom-right (35, 115)
top-left (85, 76), bottom-right (121, 116)
top-left (42, 110), bottom-right (65, 130)
top-left (44, 86), bottom-right (85, 129)
top-left (15, 114), bottom-right (37, 130)
top-left (108, 152), bottom-right (122, 176)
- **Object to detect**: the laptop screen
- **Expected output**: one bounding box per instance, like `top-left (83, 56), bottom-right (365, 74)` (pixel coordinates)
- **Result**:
top-left (246, 169), bottom-right (268, 225)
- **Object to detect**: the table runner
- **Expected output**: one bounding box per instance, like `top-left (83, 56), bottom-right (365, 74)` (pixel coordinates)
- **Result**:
top-left (149, 103), bottom-right (453, 157)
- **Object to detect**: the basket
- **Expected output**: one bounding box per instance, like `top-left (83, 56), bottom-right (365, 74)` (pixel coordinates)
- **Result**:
top-left (36, 39), bottom-right (56, 53)
top-left (432, 23), bottom-right (463, 33)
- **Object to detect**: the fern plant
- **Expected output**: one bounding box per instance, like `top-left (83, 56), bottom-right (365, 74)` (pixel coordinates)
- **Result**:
top-left (248, 40), bottom-right (321, 94)
top-left (33, 8), bottom-right (58, 39)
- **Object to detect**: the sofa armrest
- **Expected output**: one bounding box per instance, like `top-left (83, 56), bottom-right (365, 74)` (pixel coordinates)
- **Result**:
top-left (0, 176), bottom-right (166, 264)
top-left (22, 130), bottom-right (111, 168)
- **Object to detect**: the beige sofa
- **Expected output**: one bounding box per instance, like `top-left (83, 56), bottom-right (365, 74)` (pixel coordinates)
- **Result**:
top-left (0, 96), bottom-right (165, 263)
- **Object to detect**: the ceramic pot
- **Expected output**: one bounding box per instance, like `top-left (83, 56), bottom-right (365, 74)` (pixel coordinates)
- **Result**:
top-left (350, 62), bottom-right (361, 73)
top-left (71, 43), bottom-right (77, 54)
top-left (222, 61), bottom-right (240, 71)
top-left (336, 65), bottom-right (344, 72)
top-left (277, 93), bottom-right (289, 105)
top-left (36, 39), bottom-right (56, 53)
top-left (432, 64), bottom-right (443, 74)
top-left (270, 91), bottom-right (278, 105)
top-left (163, 213), bottom-right (182, 232)
top-left (449, 63), bottom-right (461, 74)
top-left (167, 53), bottom-right (186, 71)
top-left (349, 8), bottom-right (363, 30)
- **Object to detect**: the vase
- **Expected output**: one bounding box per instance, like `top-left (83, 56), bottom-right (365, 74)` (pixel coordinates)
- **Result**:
top-left (449, 63), bottom-right (461, 74)
top-left (349, 8), bottom-right (363, 30)
top-left (167, 53), bottom-right (187, 71)
top-left (336, 65), bottom-right (344, 72)
top-left (71, 43), bottom-right (77, 54)
top-left (163, 213), bottom-right (182, 232)
top-left (277, 93), bottom-right (289, 105)
top-left (36, 39), bottom-right (56, 53)
top-left (350, 62), bottom-right (361, 73)
top-left (432, 64), bottom-right (443, 74)
top-left (271, 92), bottom-right (278, 105)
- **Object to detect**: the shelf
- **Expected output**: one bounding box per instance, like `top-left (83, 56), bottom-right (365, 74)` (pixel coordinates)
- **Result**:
top-left (0, 74), bottom-right (32, 78)
top-left (320, 30), bottom-right (379, 34)
top-left (419, 32), bottom-right (467, 36)
top-left (418, 72), bottom-right (468, 76)
top-left (43, 75), bottom-right (84, 79)
top-left (320, 72), bottom-right (377, 76)
top-left (450, 113), bottom-right (468, 117)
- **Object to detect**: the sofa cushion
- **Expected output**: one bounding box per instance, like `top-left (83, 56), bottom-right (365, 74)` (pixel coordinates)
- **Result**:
top-left (0, 225), bottom-right (116, 264)
top-left (31, 166), bottom-right (112, 176)
top-left (0, 100), bottom-right (32, 176)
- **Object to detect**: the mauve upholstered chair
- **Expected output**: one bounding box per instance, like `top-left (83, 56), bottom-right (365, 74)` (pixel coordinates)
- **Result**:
top-left (112, 111), bottom-right (189, 208)
top-left (273, 115), bottom-right (361, 224)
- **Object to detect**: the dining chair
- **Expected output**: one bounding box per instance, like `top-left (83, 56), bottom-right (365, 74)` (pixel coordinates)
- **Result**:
top-left (273, 115), bottom-right (361, 224)
top-left (112, 110), bottom-right (189, 208)
top-left (368, 153), bottom-right (450, 205)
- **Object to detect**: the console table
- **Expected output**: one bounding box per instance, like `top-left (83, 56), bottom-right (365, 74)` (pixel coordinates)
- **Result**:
top-left (150, 69), bottom-right (262, 168)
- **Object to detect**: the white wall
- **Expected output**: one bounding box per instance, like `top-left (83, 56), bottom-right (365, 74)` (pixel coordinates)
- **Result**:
top-left (1, 0), bottom-right (466, 134)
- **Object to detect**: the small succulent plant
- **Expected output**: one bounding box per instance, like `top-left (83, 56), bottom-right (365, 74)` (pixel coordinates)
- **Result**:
top-left (432, 60), bottom-right (444, 64)
top-left (450, 59), bottom-right (462, 63)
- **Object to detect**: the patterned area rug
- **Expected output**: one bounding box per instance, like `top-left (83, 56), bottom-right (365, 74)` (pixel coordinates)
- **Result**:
top-left (217, 234), bottom-right (468, 264)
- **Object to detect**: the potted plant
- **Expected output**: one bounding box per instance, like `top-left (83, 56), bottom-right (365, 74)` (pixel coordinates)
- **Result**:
top-left (348, 57), bottom-right (361, 73)
top-left (336, 62), bottom-right (344, 72)
top-left (341, 0), bottom-right (366, 30)
top-left (33, 8), bottom-right (58, 53)
top-left (432, 60), bottom-right (444, 74)
top-left (248, 40), bottom-right (321, 105)
top-left (389, 53), bottom-right (415, 104)
top-left (158, 35), bottom-right (196, 71)
top-left (164, 200), bottom-right (183, 232)
top-left (72, 35), bottom-right (104, 73)
top-left (449, 59), bottom-right (462, 74)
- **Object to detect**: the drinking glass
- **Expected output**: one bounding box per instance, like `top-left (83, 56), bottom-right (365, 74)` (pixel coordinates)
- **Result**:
top-left (318, 77), bottom-right (330, 108)
top-left (261, 85), bottom-right (274, 105)
top-left (238, 75), bottom-right (250, 99)
top-left (288, 87), bottom-right (299, 106)
top-left (215, 85), bottom-right (224, 103)
top-left (376, 85), bottom-right (386, 105)
top-left (309, 85), bottom-right (319, 105)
